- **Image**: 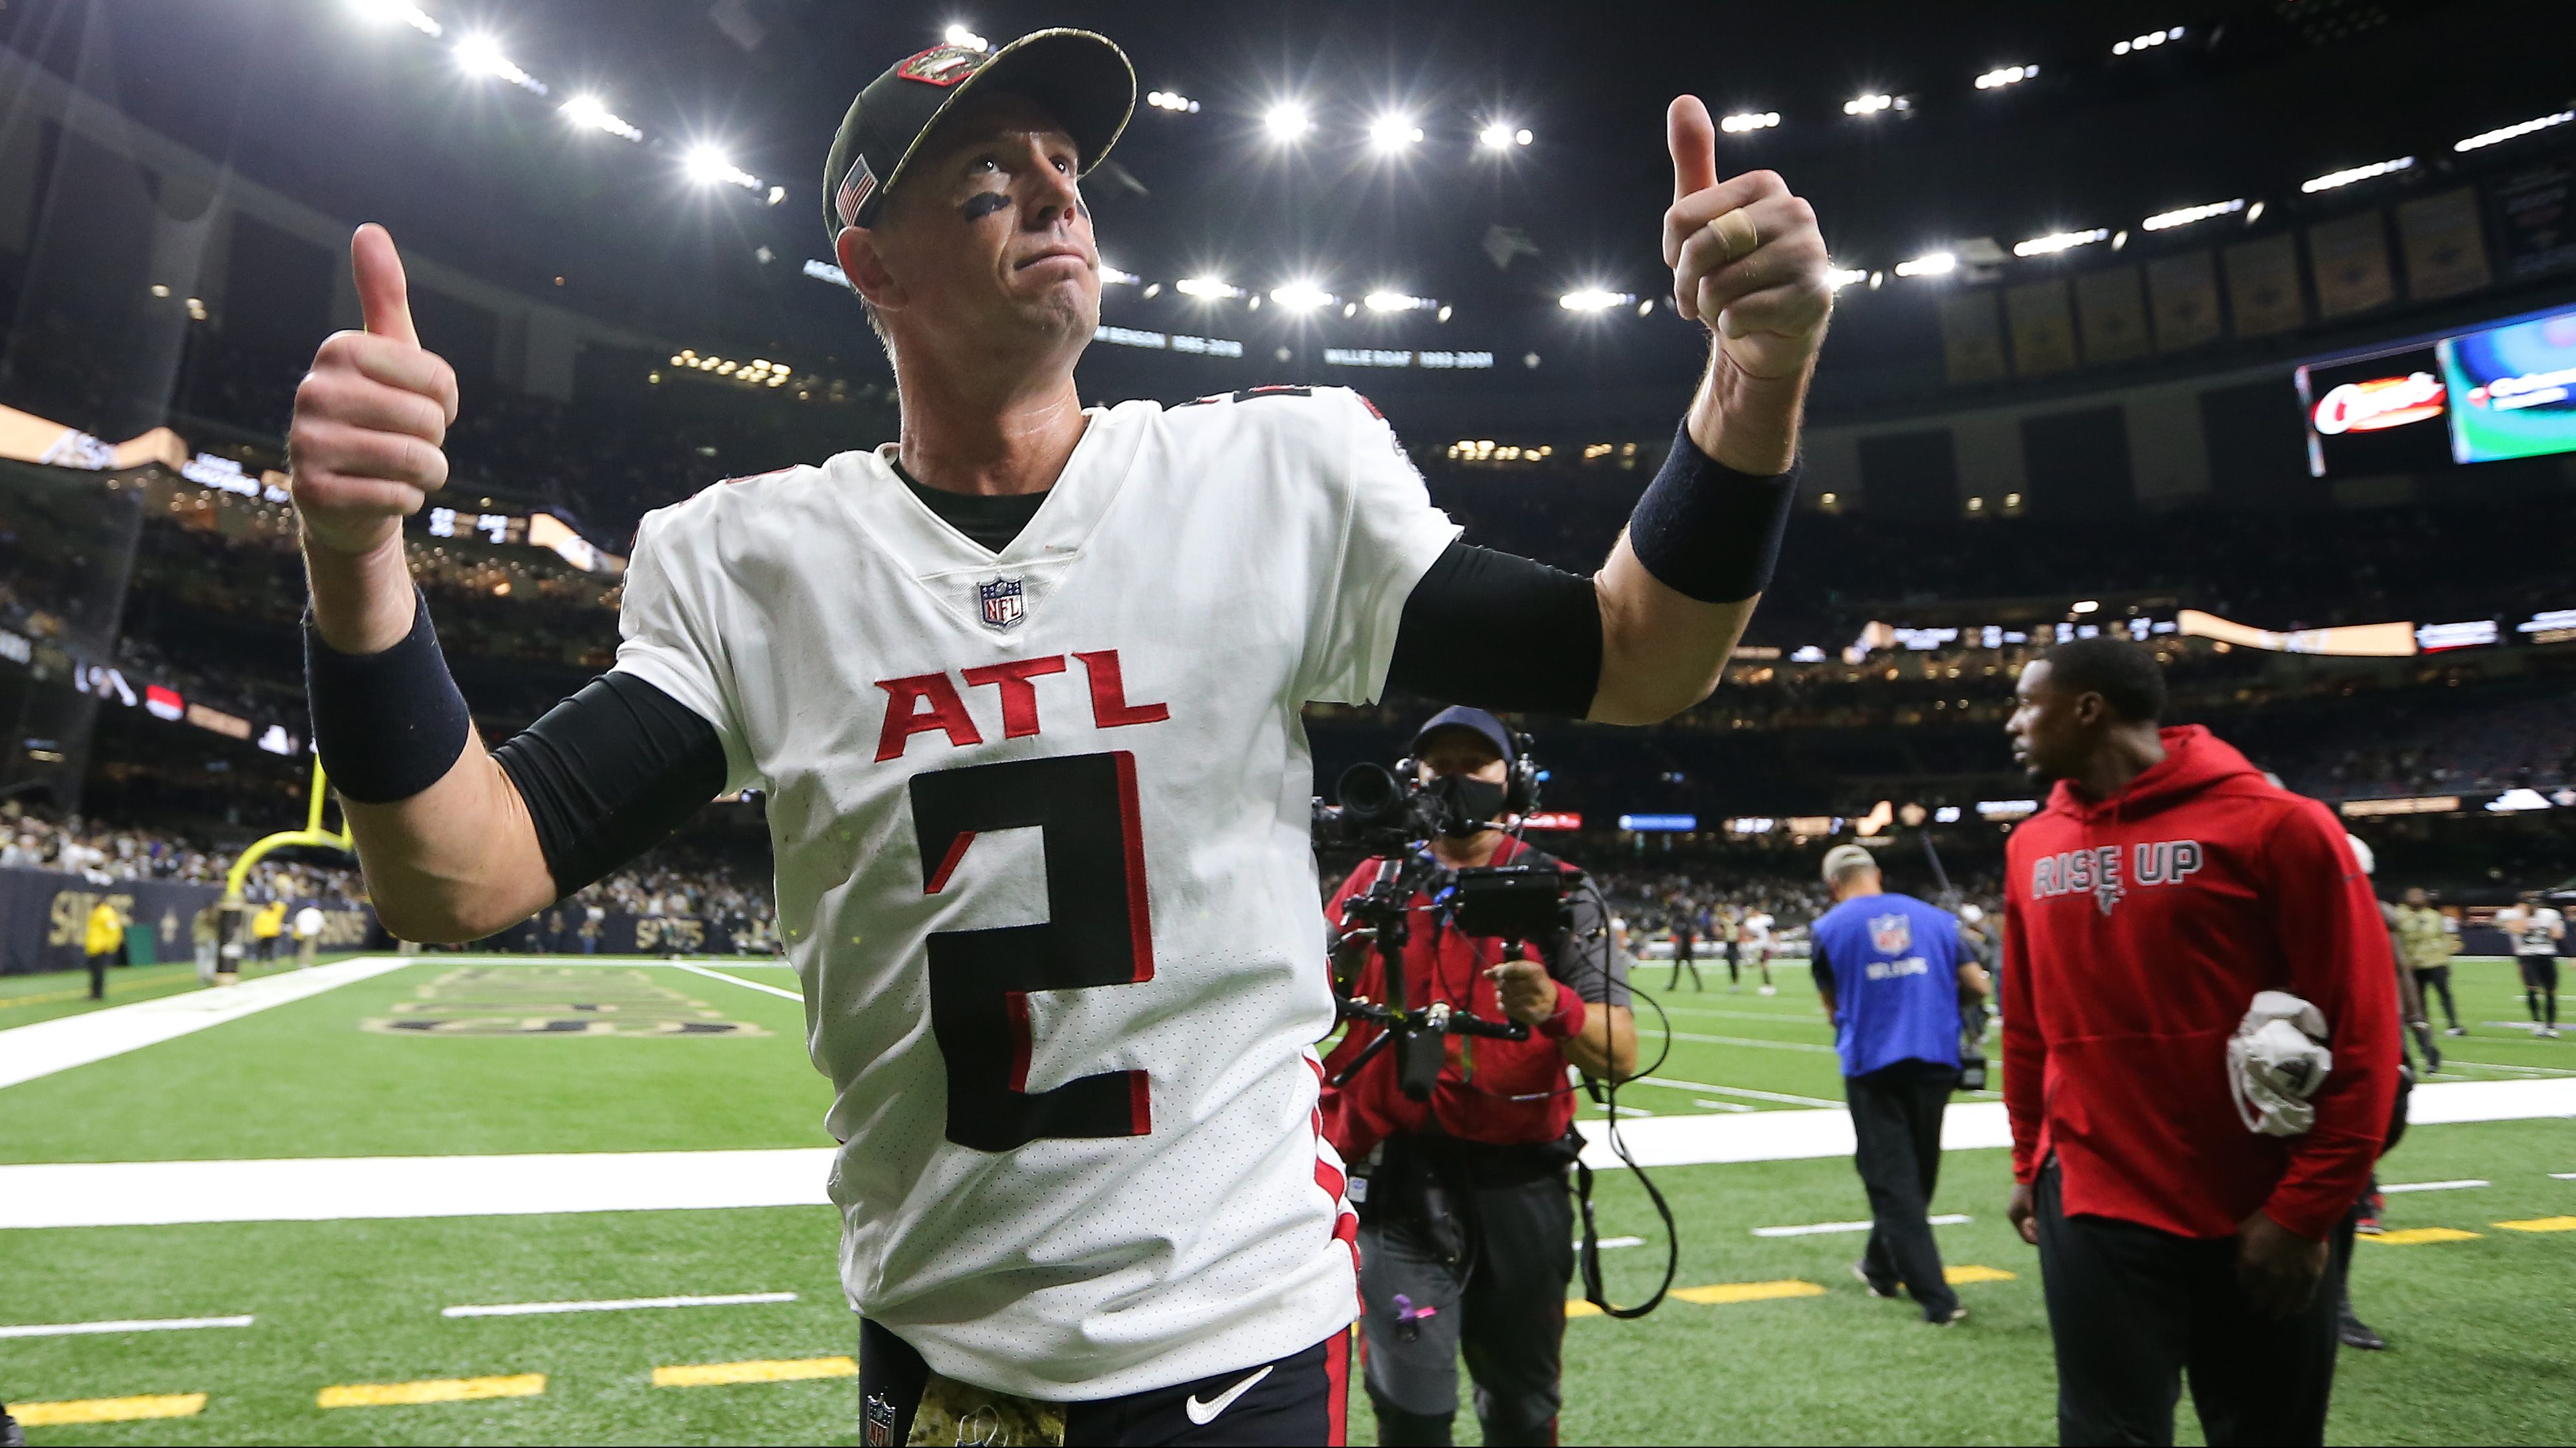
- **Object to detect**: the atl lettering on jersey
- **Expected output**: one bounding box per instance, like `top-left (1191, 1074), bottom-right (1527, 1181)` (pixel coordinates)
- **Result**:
top-left (2027, 840), bottom-right (2203, 915)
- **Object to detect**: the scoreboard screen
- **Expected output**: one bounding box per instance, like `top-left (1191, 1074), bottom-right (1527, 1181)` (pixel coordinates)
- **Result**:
top-left (2442, 307), bottom-right (2576, 463)
top-left (2296, 343), bottom-right (2452, 477)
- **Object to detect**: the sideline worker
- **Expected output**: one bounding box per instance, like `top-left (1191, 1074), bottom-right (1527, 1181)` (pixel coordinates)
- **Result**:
top-left (2388, 888), bottom-right (2460, 1037)
top-left (1810, 843), bottom-right (1987, 1325)
top-left (2001, 637), bottom-right (2397, 1446)
top-left (1320, 706), bottom-right (1636, 1448)
top-left (83, 896), bottom-right (125, 1000)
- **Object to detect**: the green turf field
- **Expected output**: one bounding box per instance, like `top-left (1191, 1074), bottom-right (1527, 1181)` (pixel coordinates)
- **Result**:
top-left (2, 954), bottom-right (2569, 1445)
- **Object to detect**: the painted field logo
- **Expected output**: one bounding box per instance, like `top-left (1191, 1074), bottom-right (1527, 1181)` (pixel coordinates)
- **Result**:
top-left (361, 967), bottom-right (768, 1038)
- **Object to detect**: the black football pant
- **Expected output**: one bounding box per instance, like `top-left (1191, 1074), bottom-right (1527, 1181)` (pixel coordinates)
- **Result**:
top-left (1668, 933), bottom-right (1701, 991)
top-left (2413, 966), bottom-right (2459, 1031)
top-left (1358, 1141), bottom-right (1572, 1447)
top-left (2520, 956), bottom-right (2560, 1027)
top-left (86, 949), bottom-right (110, 1000)
top-left (2035, 1163), bottom-right (2352, 1446)
top-left (1845, 1061), bottom-right (1960, 1321)
top-left (857, 1318), bottom-right (1346, 1445)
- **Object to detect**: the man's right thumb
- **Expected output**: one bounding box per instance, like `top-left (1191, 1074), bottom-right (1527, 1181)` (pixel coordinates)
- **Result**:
top-left (352, 224), bottom-right (418, 347)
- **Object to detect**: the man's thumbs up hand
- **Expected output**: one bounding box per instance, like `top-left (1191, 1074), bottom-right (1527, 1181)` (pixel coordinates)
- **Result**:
top-left (288, 224), bottom-right (460, 560)
top-left (1660, 96), bottom-right (1833, 470)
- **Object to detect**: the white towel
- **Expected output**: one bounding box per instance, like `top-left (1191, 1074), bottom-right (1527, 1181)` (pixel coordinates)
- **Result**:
top-left (2228, 990), bottom-right (2334, 1137)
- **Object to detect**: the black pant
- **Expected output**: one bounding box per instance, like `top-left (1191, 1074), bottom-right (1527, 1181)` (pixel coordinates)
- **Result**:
top-left (2035, 1165), bottom-right (2352, 1447)
top-left (2520, 955), bottom-right (2561, 1026)
top-left (1845, 1061), bottom-right (1960, 1320)
top-left (86, 949), bottom-right (112, 1000)
top-left (857, 1318), bottom-right (1343, 1446)
top-left (1668, 931), bottom-right (1701, 991)
top-left (1358, 1137), bottom-right (1573, 1447)
top-left (2413, 966), bottom-right (2459, 1030)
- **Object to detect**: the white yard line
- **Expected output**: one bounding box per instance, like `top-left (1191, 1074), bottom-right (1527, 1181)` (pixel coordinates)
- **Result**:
top-left (1753, 1214), bottom-right (1970, 1238)
top-left (2380, 1178), bottom-right (2489, 1193)
top-left (667, 961), bottom-right (805, 1004)
top-left (1693, 1100), bottom-right (1759, 1113)
top-left (0, 957), bottom-right (415, 1091)
top-left (442, 1291), bottom-right (796, 1319)
top-left (0, 1314), bottom-right (254, 1338)
top-left (1638, 1076), bottom-right (1843, 1109)
top-left (1668, 1032), bottom-right (1840, 1055)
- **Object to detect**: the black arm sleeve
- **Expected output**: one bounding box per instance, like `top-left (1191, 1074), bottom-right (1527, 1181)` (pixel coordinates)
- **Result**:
top-left (1384, 540), bottom-right (1602, 718)
top-left (1810, 938), bottom-right (1835, 997)
top-left (490, 672), bottom-right (730, 900)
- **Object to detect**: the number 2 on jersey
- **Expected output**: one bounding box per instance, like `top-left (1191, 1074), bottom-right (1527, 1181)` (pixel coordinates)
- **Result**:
top-left (910, 751), bottom-right (1155, 1151)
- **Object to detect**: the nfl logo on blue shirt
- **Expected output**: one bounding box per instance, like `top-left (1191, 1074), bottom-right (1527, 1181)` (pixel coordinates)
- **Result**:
top-left (978, 576), bottom-right (1026, 631)
top-left (1870, 913), bottom-right (1913, 955)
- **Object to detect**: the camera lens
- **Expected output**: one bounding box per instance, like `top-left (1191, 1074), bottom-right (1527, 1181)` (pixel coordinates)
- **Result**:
top-left (1336, 762), bottom-right (1405, 826)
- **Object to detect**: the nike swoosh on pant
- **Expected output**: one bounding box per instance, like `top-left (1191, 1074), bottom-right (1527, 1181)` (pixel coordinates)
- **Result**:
top-left (1183, 1363), bottom-right (1275, 1425)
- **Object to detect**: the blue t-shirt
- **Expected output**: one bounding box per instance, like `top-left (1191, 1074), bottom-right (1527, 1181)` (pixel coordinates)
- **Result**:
top-left (1809, 892), bottom-right (1965, 1078)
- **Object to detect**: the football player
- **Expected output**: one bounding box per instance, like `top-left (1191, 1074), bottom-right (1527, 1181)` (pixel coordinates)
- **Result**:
top-left (285, 29), bottom-right (1830, 1444)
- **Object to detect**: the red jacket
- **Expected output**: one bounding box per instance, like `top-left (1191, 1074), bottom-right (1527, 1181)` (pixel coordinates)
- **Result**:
top-left (2002, 726), bottom-right (2399, 1242)
top-left (1318, 838), bottom-right (1592, 1160)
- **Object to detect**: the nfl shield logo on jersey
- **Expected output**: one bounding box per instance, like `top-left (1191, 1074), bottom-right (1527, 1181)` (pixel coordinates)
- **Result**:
top-left (1869, 913), bottom-right (1912, 955)
top-left (978, 576), bottom-right (1026, 631)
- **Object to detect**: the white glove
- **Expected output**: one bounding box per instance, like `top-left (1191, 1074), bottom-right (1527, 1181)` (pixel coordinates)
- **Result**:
top-left (2228, 990), bottom-right (2334, 1137)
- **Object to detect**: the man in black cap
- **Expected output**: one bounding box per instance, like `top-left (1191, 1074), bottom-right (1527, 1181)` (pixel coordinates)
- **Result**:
top-left (281, 25), bottom-right (1832, 1442)
top-left (1320, 707), bottom-right (1634, 1447)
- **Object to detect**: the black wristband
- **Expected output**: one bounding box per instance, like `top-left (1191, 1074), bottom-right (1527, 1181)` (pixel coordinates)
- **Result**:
top-left (1625, 421), bottom-right (1799, 603)
top-left (304, 588), bottom-right (473, 805)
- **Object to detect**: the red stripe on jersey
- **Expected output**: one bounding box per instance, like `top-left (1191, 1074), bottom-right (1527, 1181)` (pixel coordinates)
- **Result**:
top-left (1003, 991), bottom-right (1033, 1093)
top-left (1324, 1325), bottom-right (1352, 1447)
top-left (1111, 751), bottom-right (1156, 981)
top-left (1126, 1070), bottom-right (1153, 1135)
top-left (924, 831), bottom-right (976, 894)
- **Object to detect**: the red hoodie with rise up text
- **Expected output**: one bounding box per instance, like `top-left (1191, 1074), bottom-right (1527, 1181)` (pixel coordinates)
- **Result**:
top-left (2002, 726), bottom-right (2399, 1242)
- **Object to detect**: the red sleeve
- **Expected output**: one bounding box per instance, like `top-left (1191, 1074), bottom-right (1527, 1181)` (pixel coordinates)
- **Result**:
top-left (2258, 802), bottom-right (2402, 1240)
top-left (2000, 878), bottom-right (2047, 1185)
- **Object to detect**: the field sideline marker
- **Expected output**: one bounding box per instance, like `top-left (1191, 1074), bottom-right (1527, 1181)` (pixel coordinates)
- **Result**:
top-left (1672, 1279), bottom-right (1828, 1305)
top-left (0, 1313), bottom-right (252, 1339)
top-left (1640, 1075), bottom-right (1842, 1109)
top-left (0, 955), bottom-right (414, 1091)
top-left (2496, 1216), bottom-right (2576, 1232)
top-left (2363, 1227), bottom-right (2482, 1245)
top-left (1753, 1214), bottom-right (1970, 1238)
top-left (2381, 1178), bottom-right (2490, 1193)
top-left (669, 961), bottom-right (805, 1003)
top-left (444, 1291), bottom-right (796, 1318)
top-left (317, 1374), bottom-right (545, 1408)
top-left (653, 1356), bottom-right (855, 1387)
top-left (1944, 1265), bottom-right (2016, 1284)
top-left (11, 1394), bottom-right (207, 1426)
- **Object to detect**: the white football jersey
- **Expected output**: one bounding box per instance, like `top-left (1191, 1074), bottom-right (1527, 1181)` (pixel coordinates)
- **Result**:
top-left (612, 386), bottom-right (1459, 1399)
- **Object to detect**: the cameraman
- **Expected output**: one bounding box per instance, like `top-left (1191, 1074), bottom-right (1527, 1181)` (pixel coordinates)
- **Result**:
top-left (1320, 706), bottom-right (1634, 1448)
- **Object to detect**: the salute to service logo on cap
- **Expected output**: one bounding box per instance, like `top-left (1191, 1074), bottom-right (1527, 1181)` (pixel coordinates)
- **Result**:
top-left (821, 29), bottom-right (1136, 244)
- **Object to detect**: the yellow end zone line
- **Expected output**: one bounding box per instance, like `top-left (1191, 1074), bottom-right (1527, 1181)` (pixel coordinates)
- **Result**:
top-left (12, 1394), bottom-right (206, 1427)
top-left (1569, 1267), bottom-right (2018, 1318)
top-left (317, 1374), bottom-right (545, 1408)
top-left (653, 1356), bottom-right (856, 1387)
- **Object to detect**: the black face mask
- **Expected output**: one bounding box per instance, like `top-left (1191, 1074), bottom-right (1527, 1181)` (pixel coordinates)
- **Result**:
top-left (1423, 773), bottom-right (1507, 839)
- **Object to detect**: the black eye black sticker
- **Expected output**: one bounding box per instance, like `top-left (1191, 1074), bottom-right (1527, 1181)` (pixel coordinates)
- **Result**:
top-left (960, 192), bottom-right (1009, 221)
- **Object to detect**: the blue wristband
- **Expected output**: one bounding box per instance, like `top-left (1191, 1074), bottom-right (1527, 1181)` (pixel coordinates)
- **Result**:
top-left (303, 588), bottom-right (473, 804)
top-left (1625, 422), bottom-right (1799, 603)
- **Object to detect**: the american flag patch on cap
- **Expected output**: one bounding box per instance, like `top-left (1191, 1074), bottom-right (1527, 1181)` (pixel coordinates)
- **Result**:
top-left (835, 154), bottom-right (879, 227)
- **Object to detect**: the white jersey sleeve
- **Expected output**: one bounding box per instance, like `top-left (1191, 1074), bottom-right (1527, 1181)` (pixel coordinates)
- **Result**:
top-left (609, 497), bottom-right (766, 794)
top-left (1296, 390), bottom-right (1461, 706)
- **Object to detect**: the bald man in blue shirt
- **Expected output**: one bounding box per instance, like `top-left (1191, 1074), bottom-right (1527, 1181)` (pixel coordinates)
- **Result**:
top-left (1810, 843), bottom-right (1991, 1325)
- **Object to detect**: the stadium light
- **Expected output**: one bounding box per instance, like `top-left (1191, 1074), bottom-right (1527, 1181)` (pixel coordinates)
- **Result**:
top-left (1720, 111), bottom-right (1781, 133)
top-left (1974, 64), bottom-right (2038, 90)
top-left (2301, 155), bottom-right (2413, 193)
top-left (1844, 92), bottom-right (1907, 116)
top-left (1269, 280), bottom-right (1335, 311)
top-left (2112, 25), bottom-right (2184, 55)
top-left (2455, 110), bottom-right (2573, 153)
top-left (1894, 250), bottom-right (1956, 278)
top-left (561, 94), bottom-right (643, 141)
top-left (1824, 266), bottom-right (1867, 291)
top-left (455, 33), bottom-right (547, 94)
top-left (2140, 197), bottom-right (2244, 231)
top-left (1262, 103), bottom-right (1315, 142)
top-left (942, 23), bottom-right (989, 51)
top-left (1145, 90), bottom-right (1202, 114)
top-left (1099, 264), bottom-right (1141, 285)
top-left (1364, 291), bottom-right (1431, 312)
top-left (683, 144), bottom-right (765, 193)
top-left (1557, 289), bottom-right (1633, 311)
top-left (1367, 113), bottom-right (1425, 152)
top-left (349, 0), bottom-right (442, 37)
top-left (1175, 276), bottom-right (1244, 299)
top-left (2012, 227), bottom-right (2108, 258)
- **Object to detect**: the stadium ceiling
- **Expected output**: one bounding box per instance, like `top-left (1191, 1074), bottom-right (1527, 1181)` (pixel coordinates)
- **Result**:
top-left (4, 0), bottom-right (2565, 379)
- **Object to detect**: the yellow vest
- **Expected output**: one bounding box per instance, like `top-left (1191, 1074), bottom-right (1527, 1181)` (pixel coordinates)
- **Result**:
top-left (85, 902), bottom-right (124, 955)
top-left (252, 902), bottom-right (286, 939)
